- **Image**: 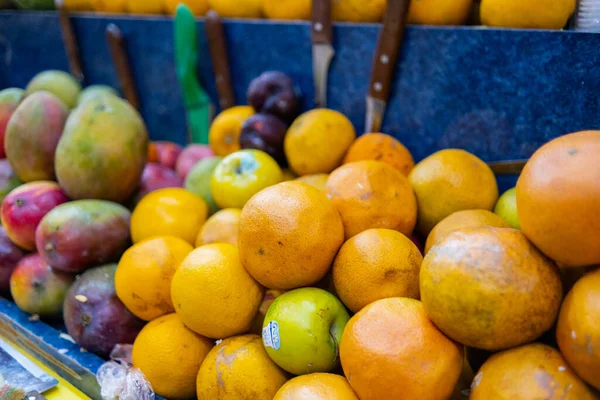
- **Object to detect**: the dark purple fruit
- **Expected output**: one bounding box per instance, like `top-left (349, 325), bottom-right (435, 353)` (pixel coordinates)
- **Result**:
top-left (240, 114), bottom-right (288, 166)
top-left (247, 71), bottom-right (301, 122)
top-left (63, 264), bottom-right (145, 357)
top-left (0, 226), bottom-right (25, 294)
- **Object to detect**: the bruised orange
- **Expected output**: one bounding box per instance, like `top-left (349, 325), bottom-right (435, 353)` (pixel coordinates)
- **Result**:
top-left (326, 160), bottom-right (417, 240)
top-left (239, 181), bottom-right (344, 290)
top-left (273, 373), bottom-right (359, 400)
top-left (420, 227), bottom-right (563, 351)
top-left (343, 133), bottom-right (415, 176)
top-left (195, 208), bottom-right (241, 247)
top-left (115, 236), bottom-right (193, 321)
top-left (132, 313), bottom-right (213, 399)
top-left (425, 209), bottom-right (510, 254)
top-left (333, 229), bottom-right (422, 313)
top-left (470, 343), bottom-right (596, 400)
top-left (340, 298), bottom-right (463, 400)
top-left (556, 268), bottom-right (600, 390)
top-left (517, 130), bottom-right (600, 267)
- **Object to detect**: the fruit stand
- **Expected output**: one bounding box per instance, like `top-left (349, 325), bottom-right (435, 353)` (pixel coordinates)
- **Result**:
top-left (0, 1), bottom-right (599, 399)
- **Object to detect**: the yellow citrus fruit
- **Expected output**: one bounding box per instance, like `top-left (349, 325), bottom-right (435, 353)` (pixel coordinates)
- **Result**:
top-left (239, 181), bottom-right (344, 290)
top-left (131, 188), bottom-right (208, 245)
top-left (171, 244), bottom-right (264, 338)
top-left (470, 343), bottom-right (596, 400)
top-left (481, 0), bottom-right (576, 29)
top-left (127, 0), bottom-right (164, 13)
top-left (296, 173), bottom-right (328, 192)
top-left (420, 227), bottom-right (563, 351)
top-left (326, 161), bottom-right (417, 240)
top-left (196, 334), bottom-right (288, 400)
top-left (425, 209), bottom-right (510, 254)
top-left (132, 313), bottom-right (213, 399)
top-left (407, 0), bottom-right (473, 25)
top-left (556, 268), bottom-right (600, 390)
top-left (164, 0), bottom-right (209, 15)
top-left (409, 149), bottom-right (498, 235)
top-left (285, 109), bottom-right (356, 176)
top-left (93, 0), bottom-right (126, 12)
top-left (274, 373), bottom-right (359, 400)
top-left (115, 237), bottom-right (193, 321)
top-left (64, 0), bottom-right (94, 11)
top-left (333, 229), bottom-right (423, 313)
top-left (332, 0), bottom-right (385, 22)
top-left (263, 0), bottom-right (311, 20)
top-left (195, 208), bottom-right (241, 247)
top-left (208, 0), bottom-right (263, 18)
top-left (209, 106), bottom-right (255, 156)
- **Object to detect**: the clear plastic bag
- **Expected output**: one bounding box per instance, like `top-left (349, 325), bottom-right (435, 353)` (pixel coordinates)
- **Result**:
top-left (96, 344), bottom-right (155, 400)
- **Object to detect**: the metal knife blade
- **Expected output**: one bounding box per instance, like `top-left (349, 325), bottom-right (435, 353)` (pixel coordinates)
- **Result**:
top-left (365, 0), bottom-right (410, 133)
top-left (488, 159), bottom-right (528, 175)
top-left (312, 0), bottom-right (334, 108)
top-left (205, 10), bottom-right (236, 110)
top-left (0, 338), bottom-right (57, 394)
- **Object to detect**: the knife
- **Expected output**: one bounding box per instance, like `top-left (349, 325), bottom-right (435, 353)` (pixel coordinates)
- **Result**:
top-left (205, 10), bottom-right (236, 111)
top-left (0, 338), bottom-right (57, 394)
top-left (365, 0), bottom-right (411, 133)
top-left (55, 0), bottom-right (84, 84)
top-left (312, 0), bottom-right (334, 108)
top-left (488, 159), bottom-right (528, 175)
top-left (106, 24), bottom-right (141, 110)
top-left (175, 4), bottom-right (212, 144)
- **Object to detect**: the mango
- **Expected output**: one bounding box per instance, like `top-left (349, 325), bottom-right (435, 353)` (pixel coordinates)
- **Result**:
top-left (1, 181), bottom-right (69, 250)
top-left (55, 96), bottom-right (148, 203)
top-left (36, 200), bottom-right (131, 273)
top-left (5, 91), bottom-right (68, 182)
top-left (63, 264), bottom-right (145, 357)
top-left (0, 88), bottom-right (25, 159)
top-left (77, 85), bottom-right (119, 106)
top-left (26, 70), bottom-right (81, 109)
top-left (0, 226), bottom-right (25, 294)
top-left (0, 160), bottom-right (23, 205)
top-left (10, 253), bottom-right (74, 318)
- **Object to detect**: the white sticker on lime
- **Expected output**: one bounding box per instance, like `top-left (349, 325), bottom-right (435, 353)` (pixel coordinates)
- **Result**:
top-left (262, 321), bottom-right (281, 350)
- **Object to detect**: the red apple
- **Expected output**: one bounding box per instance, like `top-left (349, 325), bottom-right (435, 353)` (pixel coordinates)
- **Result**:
top-left (176, 144), bottom-right (214, 180)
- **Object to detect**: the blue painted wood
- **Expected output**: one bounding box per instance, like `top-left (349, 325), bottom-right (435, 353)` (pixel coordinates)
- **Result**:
top-left (1, 11), bottom-right (599, 165)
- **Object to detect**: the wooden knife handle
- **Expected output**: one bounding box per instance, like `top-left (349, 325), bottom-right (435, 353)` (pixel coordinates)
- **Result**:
top-left (56, 0), bottom-right (84, 84)
top-left (205, 10), bottom-right (236, 110)
top-left (106, 24), bottom-right (140, 111)
top-left (368, 0), bottom-right (410, 102)
top-left (312, 0), bottom-right (333, 44)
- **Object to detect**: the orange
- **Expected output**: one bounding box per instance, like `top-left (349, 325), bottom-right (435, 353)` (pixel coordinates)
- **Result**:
top-left (164, 0), bottom-right (209, 15)
top-left (340, 298), bottom-right (463, 400)
top-left (420, 226), bottom-right (563, 351)
top-left (195, 208), bottom-right (241, 247)
top-left (207, 0), bottom-right (263, 18)
top-left (63, 0), bottom-right (94, 11)
top-left (343, 133), bottom-right (415, 176)
top-left (131, 188), bottom-right (208, 245)
top-left (333, 229), bottom-right (422, 313)
top-left (517, 131), bottom-right (600, 267)
top-left (425, 209), bottom-right (510, 254)
top-left (238, 181), bottom-right (344, 290)
top-left (263, 0), bottom-right (311, 20)
top-left (126, 0), bottom-right (164, 13)
top-left (295, 173), bottom-right (328, 192)
top-left (132, 313), bottom-right (213, 399)
top-left (409, 149), bottom-right (498, 235)
top-left (285, 109), bottom-right (356, 176)
top-left (481, 0), bottom-right (576, 29)
top-left (332, 0), bottom-right (385, 22)
top-left (273, 373), bottom-right (359, 400)
top-left (326, 160), bottom-right (417, 240)
top-left (470, 343), bottom-right (596, 400)
top-left (93, 0), bottom-right (126, 12)
top-left (556, 268), bottom-right (600, 390)
top-left (147, 142), bottom-right (159, 163)
top-left (171, 243), bottom-right (264, 338)
top-left (115, 236), bottom-right (193, 321)
top-left (196, 334), bottom-right (288, 400)
top-left (407, 0), bottom-right (473, 26)
top-left (208, 106), bottom-right (255, 156)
